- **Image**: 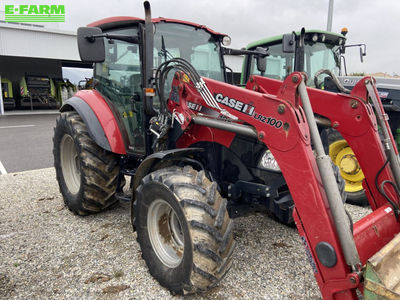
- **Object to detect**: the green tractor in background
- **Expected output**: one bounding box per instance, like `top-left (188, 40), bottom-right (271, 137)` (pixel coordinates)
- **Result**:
top-left (1, 77), bottom-right (15, 110)
top-left (240, 29), bottom-right (377, 205)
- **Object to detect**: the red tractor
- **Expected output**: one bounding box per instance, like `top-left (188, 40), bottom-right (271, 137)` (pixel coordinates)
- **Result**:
top-left (53, 2), bottom-right (400, 299)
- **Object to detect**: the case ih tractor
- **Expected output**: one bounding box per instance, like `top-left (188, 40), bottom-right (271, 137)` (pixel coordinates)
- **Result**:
top-left (54, 2), bottom-right (400, 299)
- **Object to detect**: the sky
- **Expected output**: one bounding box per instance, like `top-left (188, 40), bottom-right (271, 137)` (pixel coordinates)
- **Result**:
top-left (3, 0), bottom-right (400, 75)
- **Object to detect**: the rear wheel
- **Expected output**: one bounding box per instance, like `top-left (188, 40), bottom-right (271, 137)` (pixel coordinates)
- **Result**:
top-left (134, 166), bottom-right (235, 294)
top-left (53, 111), bottom-right (121, 215)
top-left (326, 129), bottom-right (368, 206)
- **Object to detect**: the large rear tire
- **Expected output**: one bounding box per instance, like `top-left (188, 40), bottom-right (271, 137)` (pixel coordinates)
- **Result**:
top-left (134, 166), bottom-right (235, 295)
top-left (53, 111), bottom-right (121, 215)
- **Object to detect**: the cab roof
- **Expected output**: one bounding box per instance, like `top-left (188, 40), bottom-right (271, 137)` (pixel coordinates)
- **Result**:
top-left (87, 16), bottom-right (226, 37)
top-left (246, 29), bottom-right (346, 50)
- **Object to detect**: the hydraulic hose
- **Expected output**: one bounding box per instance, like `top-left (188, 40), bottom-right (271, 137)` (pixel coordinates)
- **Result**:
top-left (314, 69), bottom-right (350, 94)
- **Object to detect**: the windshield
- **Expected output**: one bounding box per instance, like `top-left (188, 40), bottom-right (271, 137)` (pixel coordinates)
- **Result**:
top-left (249, 41), bottom-right (340, 86)
top-left (154, 22), bottom-right (224, 81)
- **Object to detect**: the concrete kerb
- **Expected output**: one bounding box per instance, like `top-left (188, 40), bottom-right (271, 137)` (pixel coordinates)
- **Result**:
top-left (1, 109), bottom-right (60, 116)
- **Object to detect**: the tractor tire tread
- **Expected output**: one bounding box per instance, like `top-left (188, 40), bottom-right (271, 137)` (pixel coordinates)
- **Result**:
top-left (135, 166), bottom-right (235, 294)
top-left (53, 111), bottom-right (121, 215)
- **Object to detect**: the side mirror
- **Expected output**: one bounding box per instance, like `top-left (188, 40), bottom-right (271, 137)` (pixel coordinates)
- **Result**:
top-left (255, 47), bottom-right (267, 73)
top-left (360, 47), bottom-right (364, 63)
top-left (282, 33), bottom-right (296, 53)
top-left (360, 45), bottom-right (366, 63)
top-left (77, 27), bottom-right (105, 63)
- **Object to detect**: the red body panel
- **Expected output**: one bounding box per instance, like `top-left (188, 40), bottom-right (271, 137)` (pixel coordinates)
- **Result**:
top-left (176, 124), bottom-right (235, 149)
top-left (87, 16), bottom-right (143, 27)
top-left (75, 90), bottom-right (126, 154)
top-left (169, 72), bottom-right (400, 299)
top-left (353, 204), bottom-right (400, 264)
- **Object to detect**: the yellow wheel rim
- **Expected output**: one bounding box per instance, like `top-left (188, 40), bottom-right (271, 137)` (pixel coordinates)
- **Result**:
top-left (329, 140), bottom-right (364, 193)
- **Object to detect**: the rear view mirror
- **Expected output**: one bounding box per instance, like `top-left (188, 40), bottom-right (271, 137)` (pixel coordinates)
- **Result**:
top-left (255, 47), bottom-right (268, 73)
top-left (77, 27), bottom-right (105, 63)
top-left (360, 45), bottom-right (366, 63)
top-left (342, 43), bottom-right (367, 63)
top-left (360, 47), bottom-right (364, 63)
top-left (282, 33), bottom-right (296, 53)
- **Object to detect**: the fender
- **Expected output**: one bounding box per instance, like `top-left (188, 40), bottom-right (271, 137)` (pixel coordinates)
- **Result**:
top-left (133, 147), bottom-right (204, 190)
top-left (60, 90), bottom-right (126, 154)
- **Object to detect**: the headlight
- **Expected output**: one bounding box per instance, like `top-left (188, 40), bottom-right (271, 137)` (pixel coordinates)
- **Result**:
top-left (222, 35), bottom-right (231, 46)
top-left (258, 150), bottom-right (281, 172)
top-left (312, 33), bottom-right (318, 42)
top-left (320, 34), bottom-right (326, 42)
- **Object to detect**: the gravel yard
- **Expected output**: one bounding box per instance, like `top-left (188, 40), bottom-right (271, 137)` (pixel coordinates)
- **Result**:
top-left (0, 168), bottom-right (370, 299)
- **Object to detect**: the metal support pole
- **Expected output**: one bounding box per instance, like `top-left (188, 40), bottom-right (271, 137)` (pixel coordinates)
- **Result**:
top-left (0, 74), bottom-right (4, 115)
top-left (327, 0), bottom-right (334, 32)
top-left (298, 78), bottom-right (361, 269)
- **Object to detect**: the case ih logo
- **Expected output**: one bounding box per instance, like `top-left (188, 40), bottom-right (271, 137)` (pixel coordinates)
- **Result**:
top-left (214, 93), bottom-right (255, 116)
top-left (4, 5), bottom-right (65, 22)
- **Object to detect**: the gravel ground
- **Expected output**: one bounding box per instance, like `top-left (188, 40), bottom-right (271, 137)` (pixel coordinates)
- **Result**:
top-left (0, 168), bottom-right (370, 299)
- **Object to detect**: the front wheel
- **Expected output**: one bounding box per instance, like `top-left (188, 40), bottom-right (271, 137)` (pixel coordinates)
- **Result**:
top-left (134, 166), bottom-right (235, 294)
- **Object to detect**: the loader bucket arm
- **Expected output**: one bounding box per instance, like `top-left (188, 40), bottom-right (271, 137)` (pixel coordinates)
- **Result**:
top-left (168, 71), bottom-right (362, 299)
top-left (246, 75), bottom-right (400, 212)
top-left (167, 70), bottom-right (400, 299)
top-left (245, 75), bottom-right (400, 299)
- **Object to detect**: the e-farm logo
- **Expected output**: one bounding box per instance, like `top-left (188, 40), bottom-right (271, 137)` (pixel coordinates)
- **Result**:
top-left (4, 4), bottom-right (65, 22)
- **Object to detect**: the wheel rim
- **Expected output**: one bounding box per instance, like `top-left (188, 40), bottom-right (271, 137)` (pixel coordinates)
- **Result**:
top-left (329, 140), bottom-right (364, 193)
top-left (60, 134), bottom-right (81, 195)
top-left (147, 199), bottom-right (184, 268)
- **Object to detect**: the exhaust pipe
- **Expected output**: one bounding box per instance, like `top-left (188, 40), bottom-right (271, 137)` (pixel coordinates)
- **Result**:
top-left (143, 1), bottom-right (156, 115)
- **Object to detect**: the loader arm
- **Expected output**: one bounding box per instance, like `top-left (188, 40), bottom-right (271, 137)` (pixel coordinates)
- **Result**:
top-left (166, 70), bottom-right (400, 299)
top-left (246, 75), bottom-right (400, 211)
top-left (167, 71), bottom-right (363, 299)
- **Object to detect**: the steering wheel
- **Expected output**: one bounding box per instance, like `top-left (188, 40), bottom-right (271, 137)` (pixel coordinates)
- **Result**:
top-left (314, 69), bottom-right (328, 89)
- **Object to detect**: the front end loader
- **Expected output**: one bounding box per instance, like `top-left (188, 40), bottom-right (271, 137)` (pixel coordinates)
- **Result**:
top-left (53, 2), bottom-right (400, 298)
top-left (163, 61), bottom-right (400, 298)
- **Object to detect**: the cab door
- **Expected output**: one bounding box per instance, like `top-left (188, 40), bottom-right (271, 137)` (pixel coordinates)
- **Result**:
top-left (94, 26), bottom-right (146, 155)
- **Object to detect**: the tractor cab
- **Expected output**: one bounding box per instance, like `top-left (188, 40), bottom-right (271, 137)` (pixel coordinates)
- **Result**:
top-left (241, 29), bottom-right (345, 86)
top-left (77, 16), bottom-right (230, 155)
